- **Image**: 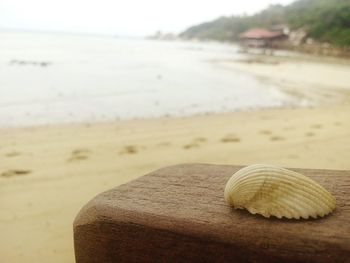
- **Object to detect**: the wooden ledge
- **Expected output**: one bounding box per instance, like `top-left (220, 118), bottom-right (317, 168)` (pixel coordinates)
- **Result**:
top-left (73, 164), bottom-right (350, 263)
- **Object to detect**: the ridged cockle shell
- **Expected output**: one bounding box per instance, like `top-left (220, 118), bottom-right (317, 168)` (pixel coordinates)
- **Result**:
top-left (224, 164), bottom-right (336, 219)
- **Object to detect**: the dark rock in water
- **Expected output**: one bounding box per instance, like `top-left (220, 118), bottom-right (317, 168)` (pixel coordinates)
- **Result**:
top-left (8, 59), bottom-right (52, 67)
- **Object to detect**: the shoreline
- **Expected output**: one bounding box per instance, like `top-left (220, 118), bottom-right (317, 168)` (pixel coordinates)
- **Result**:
top-left (0, 104), bottom-right (312, 130)
top-left (2, 33), bottom-right (350, 128)
top-left (213, 54), bottom-right (350, 107)
top-left (2, 55), bottom-right (350, 129)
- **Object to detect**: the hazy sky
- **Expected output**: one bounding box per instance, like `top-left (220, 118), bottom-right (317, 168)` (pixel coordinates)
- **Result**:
top-left (0, 0), bottom-right (295, 36)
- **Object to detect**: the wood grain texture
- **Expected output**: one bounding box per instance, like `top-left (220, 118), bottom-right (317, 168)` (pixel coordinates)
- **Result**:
top-left (74, 164), bottom-right (350, 263)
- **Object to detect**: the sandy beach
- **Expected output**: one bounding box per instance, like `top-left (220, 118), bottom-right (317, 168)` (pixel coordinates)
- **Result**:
top-left (1, 35), bottom-right (350, 262)
top-left (1, 104), bottom-right (350, 262)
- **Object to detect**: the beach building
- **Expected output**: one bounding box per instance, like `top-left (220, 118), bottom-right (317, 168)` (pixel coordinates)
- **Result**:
top-left (239, 28), bottom-right (287, 48)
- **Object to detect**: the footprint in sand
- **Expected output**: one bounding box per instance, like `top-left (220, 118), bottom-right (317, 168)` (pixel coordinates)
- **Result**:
top-left (5, 151), bottom-right (21, 157)
top-left (221, 134), bottom-right (241, 143)
top-left (311, 124), bottom-right (323, 129)
top-left (183, 137), bottom-right (208, 150)
top-left (270, 135), bottom-right (285, 141)
top-left (1, 169), bottom-right (31, 178)
top-left (68, 148), bottom-right (90, 162)
top-left (305, 132), bottom-right (315, 137)
top-left (119, 145), bottom-right (139, 155)
top-left (259, 130), bottom-right (272, 135)
top-left (183, 143), bottom-right (200, 149)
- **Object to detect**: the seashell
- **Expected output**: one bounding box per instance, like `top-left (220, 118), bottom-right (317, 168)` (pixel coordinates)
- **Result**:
top-left (224, 164), bottom-right (336, 219)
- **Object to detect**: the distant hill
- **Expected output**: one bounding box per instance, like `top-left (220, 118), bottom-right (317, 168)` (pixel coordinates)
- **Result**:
top-left (180, 0), bottom-right (350, 47)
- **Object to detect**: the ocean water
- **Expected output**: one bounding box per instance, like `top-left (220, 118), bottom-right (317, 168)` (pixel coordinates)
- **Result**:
top-left (0, 31), bottom-right (292, 127)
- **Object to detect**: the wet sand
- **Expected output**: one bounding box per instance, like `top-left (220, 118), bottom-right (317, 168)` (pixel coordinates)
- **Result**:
top-left (1, 105), bottom-right (350, 262)
top-left (217, 54), bottom-right (350, 105)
